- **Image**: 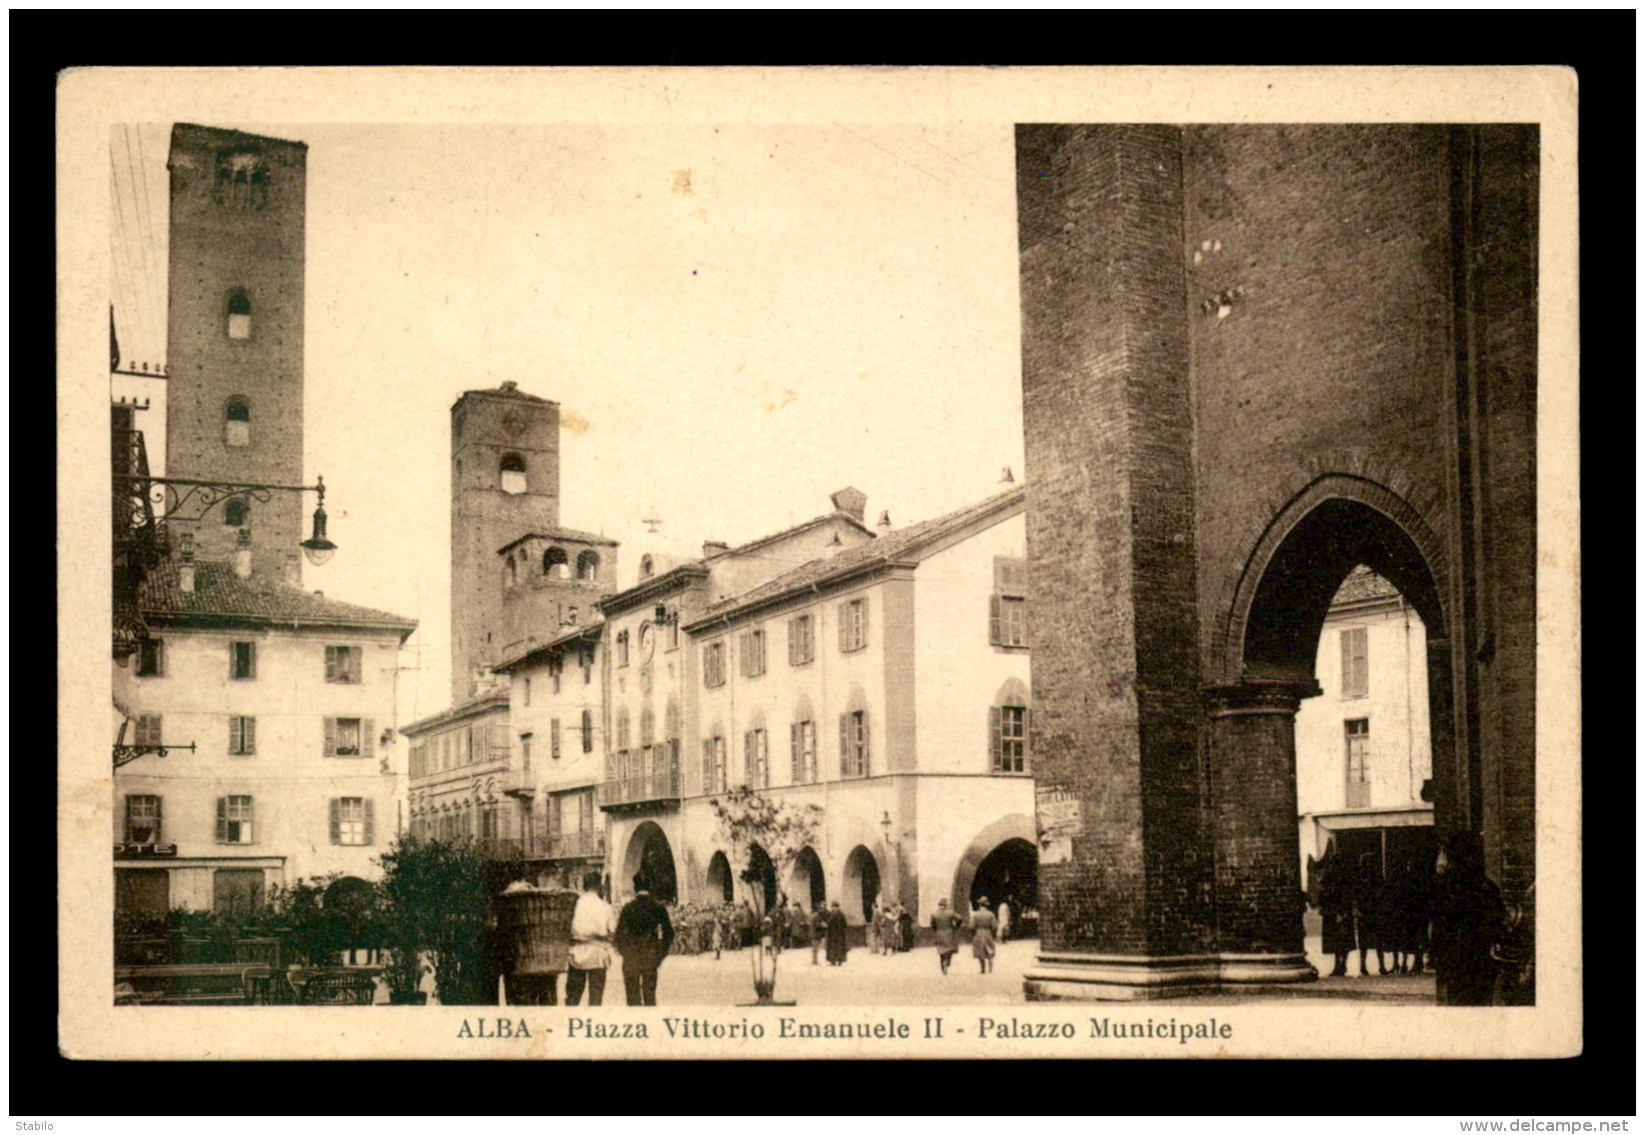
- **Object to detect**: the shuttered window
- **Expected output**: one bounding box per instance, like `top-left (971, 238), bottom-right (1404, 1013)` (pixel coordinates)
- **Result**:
top-left (133, 715), bottom-right (163, 747)
top-left (990, 705), bottom-right (1029, 774)
top-left (741, 629), bottom-right (766, 678)
top-left (550, 718), bottom-right (562, 760)
top-left (789, 720), bottom-right (817, 784)
top-left (703, 641), bottom-right (726, 687)
top-left (788, 614), bottom-right (814, 665)
top-left (324, 717), bottom-right (376, 759)
top-left (216, 795), bottom-right (254, 844)
top-left (1345, 718), bottom-right (1370, 807)
top-left (125, 795), bottom-right (162, 843)
top-left (330, 797), bottom-right (375, 845)
top-left (324, 644), bottom-right (362, 683)
top-left (1340, 628), bottom-right (1369, 698)
top-left (702, 736), bottom-right (726, 794)
top-left (990, 557), bottom-right (1029, 647)
top-left (136, 638), bottom-right (165, 677)
top-left (838, 599), bottom-right (868, 653)
top-left (229, 715), bottom-right (256, 756)
top-left (230, 641), bottom-right (256, 680)
top-left (745, 728), bottom-right (769, 788)
top-left (839, 710), bottom-right (869, 777)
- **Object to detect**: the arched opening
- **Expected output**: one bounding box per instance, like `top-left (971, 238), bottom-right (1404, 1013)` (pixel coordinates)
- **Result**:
top-left (842, 846), bottom-right (880, 925)
top-left (543, 546), bottom-right (569, 578)
top-left (706, 850), bottom-right (733, 904)
top-left (576, 550), bottom-right (600, 581)
top-left (640, 554), bottom-right (654, 579)
top-left (499, 453), bottom-right (527, 495)
top-left (788, 846), bottom-right (826, 909)
top-left (227, 290), bottom-right (251, 339)
top-left (225, 395), bottom-right (250, 448)
top-left (621, 821), bottom-right (678, 904)
top-left (224, 499), bottom-right (249, 527)
top-left (969, 839), bottom-right (1038, 938)
top-left (745, 843), bottom-right (779, 914)
top-left (1218, 486), bottom-right (1449, 969)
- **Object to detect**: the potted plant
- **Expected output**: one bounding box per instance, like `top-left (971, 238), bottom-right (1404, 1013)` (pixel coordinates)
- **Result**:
top-left (376, 835), bottom-right (493, 1005)
top-left (708, 786), bottom-right (822, 1006)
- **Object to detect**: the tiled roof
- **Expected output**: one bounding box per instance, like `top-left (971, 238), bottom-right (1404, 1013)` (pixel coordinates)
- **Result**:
top-left (493, 617), bottom-right (605, 672)
top-left (140, 559), bottom-right (417, 633)
top-left (1332, 565), bottom-right (1400, 606)
top-left (694, 487), bottom-right (1026, 623)
top-left (498, 526), bottom-right (619, 553)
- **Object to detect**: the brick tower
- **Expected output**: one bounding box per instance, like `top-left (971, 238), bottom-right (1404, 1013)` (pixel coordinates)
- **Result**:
top-left (449, 382), bottom-right (561, 703)
top-left (164, 124), bottom-right (308, 580)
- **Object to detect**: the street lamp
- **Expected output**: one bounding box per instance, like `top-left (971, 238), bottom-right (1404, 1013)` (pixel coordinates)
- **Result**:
top-left (299, 476), bottom-right (338, 566)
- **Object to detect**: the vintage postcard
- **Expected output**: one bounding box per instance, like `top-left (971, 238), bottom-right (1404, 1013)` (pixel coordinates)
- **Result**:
top-left (58, 66), bottom-right (1579, 1061)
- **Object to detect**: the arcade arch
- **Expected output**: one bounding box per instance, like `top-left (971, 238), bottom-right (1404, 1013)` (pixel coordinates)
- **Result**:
top-left (841, 846), bottom-right (881, 925)
top-left (951, 813), bottom-right (1037, 919)
top-left (620, 821), bottom-right (678, 904)
top-left (788, 846), bottom-right (826, 909)
top-left (706, 850), bottom-right (733, 904)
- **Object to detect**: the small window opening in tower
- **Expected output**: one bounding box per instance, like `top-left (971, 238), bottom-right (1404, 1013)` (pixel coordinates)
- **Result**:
top-left (577, 550), bottom-right (600, 581)
top-left (215, 151), bottom-right (270, 211)
top-left (640, 554), bottom-right (654, 579)
top-left (227, 291), bottom-right (251, 339)
top-left (544, 546), bottom-right (569, 578)
top-left (499, 453), bottom-right (527, 495)
top-left (225, 396), bottom-right (250, 448)
top-left (224, 499), bottom-right (250, 527)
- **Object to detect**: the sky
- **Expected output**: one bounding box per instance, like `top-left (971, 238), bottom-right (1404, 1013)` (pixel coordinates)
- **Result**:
top-left (111, 121), bottom-right (1027, 722)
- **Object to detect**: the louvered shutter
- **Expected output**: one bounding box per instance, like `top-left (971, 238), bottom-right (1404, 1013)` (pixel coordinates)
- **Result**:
top-left (216, 797), bottom-right (228, 843)
top-left (325, 645), bottom-right (338, 681)
top-left (154, 795), bottom-right (163, 842)
top-left (758, 729), bottom-right (769, 786)
top-left (838, 605), bottom-right (848, 651)
top-left (329, 799), bottom-right (341, 844)
top-left (230, 716), bottom-right (242, 754)
top-left (364, 799), bottom-right (375, 844)
top-left (351, 646), bottom-right (364, 683)
top-left (861, 712), bottom-right (870, 775)
top-left (989, 595), bottom-right (1002, 646)
top-left (860, 602), bottom-right (869, 650)
top-left (989, 706), bottom-right (1003, 772)
top-left (244, 717), bottom-right (255, 755)
top-left (324, 717), bottom-right (337, 758)
top-left (363, 719), bottom-right (377, 761)
top-left (791, 722), bottom-right (801, 782)
top-left (247, 642), bottom-right (256, 679)
top-left (840, 713), bottom-right (850, 776)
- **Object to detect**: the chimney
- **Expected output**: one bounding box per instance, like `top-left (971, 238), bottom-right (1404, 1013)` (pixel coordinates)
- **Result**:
top-left (877, 510), bottom-right (892, 531)
top-left (233, 529), bottom-right (253, 580)
top-left (703, 541), bottom-right (730, 559)
top-left (830, 487), bottom-right (867, 524)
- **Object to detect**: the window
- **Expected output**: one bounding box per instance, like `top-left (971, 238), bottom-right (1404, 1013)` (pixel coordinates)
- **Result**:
top-left (325, 644), bottom-right (362, 683)
top-left (522, 678), bottom-right (531, 707)
top-left (224, 394), bottom-right (251, 447)
top-left (231, 641), bottom-right (256, 680)
top-left (135, 638), bottom-right (165, 678)
top-left (640, 554), bottom-right (654, 578)
top-left (215, 152), bottom-right (269, 210)
top-left (576, 550), bottom-right (600, 580)
top-left (581, 646), bottom-right (594, 686)
top-left (703, 641), bottom-right (726, 688)
top-left (1345, 718), bottom-right (1370, 807)
top-left (790, 720), bottom-right (818, 784)
top-left (227, 292), bottom-right (252, 340)
top-left (500, 453), bottom-right (527, 494)
top-left (616, 708), bottom-right (630, 751)
top-left (125, 795), bottom-right (162, 844)
top-left (1341, 628), bottom-right (1369, 698)
top-left (549, 654), bottom-right (563, 694)
top-left (550, 718), bottom-right (562, 760)
top-left (667, 612), bottom-right (680, 651)
top-left (224, 498), bottom-right (250, 526)
top-left (741, 629), bottom-right (766, 678)
top-left (544, 547), bottom-right (569, 578)
top-left (324, 716), bottom-right (376, 759)
top-left (745, 728), bottom-right (769, 788)
top-left (702, 736), bottom-right (727, 794)
top-left (133, 715), bottom-right (163, 747)
top-left (212, 869), bottom-right (263, 917)
top-left (788, 614), bottom-right (814, 666)
top-left (990, 556), bottom-right (1029, 648)
top-left (839, 710), bottom-right (869, 778)
top-left (330, 798), bottom-right (375, 846)
top-left (520, 733), bottom-right (532, 770)
top-left (229, 715), bottom-right (256, 756)
top-left (839, 598), bottom-right (868, 653)
top-left (217, 795), bottom-right (255, 844)
top-left (990, 705), bottom-right (1030, 774)
top-left (480, 805), bottom-right (499, 841)
top-left (409, 743), bottom-right (426, 779)
top-left (581, 709), bottom-right (593, 753)
top-left (616, 630), bottom-right (630, 668)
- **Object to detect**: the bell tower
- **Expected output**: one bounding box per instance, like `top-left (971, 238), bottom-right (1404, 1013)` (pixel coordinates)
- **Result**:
top-left (164, 124), bottom-right (308, 580)
top-left (450, 382), bottom-right (561, 703)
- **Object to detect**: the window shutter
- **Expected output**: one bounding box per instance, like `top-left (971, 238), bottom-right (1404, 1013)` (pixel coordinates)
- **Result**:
top-left (363, 718), bottom-right (377, 761)
top-left (861, 602), bottom-right (869, 649)
top-left (324, 717), bottom-right (337, 758)
top-left (229, 716), bottom-right (241, 754)
top-left (551, 718), bottom-right (561, 759)
top-left (1022, 708), bottom-right (1031, 766)
top-left (703, 739), bottom-right (714, 793)
top-left (244, 717), bottom-right (256, 755)
top-left (861, 712), bottom-right (870, 775)
top-left (329, 799), bottom-right (341, 844)
top-left (352, 646), bottom-right (364, 683)
top-left (839, 713), bottom-right (850, 776)
top-left (989, 706), bottom-right (1003, 771)
top-left (325, 645), bottom-right (338, 681)
top-left (364, 799), bottom-right (375, 844)
top-left (838, 605), bottom-right (848, 652)
top-left (217, 797), bottom-right (228, 843)
top-left (989, 595), bottom-right (1002, 646)
top-left (247, 643), bottom-right (256, 679)
top-left (791, 723), bottom-right (801, 782)
top-left (743, 730), bottom-right (752, 782)
top-left (759, 729), bottom-right (769, 785)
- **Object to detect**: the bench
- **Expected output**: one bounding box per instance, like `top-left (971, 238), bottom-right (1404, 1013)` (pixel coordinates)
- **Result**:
top-left (114, 964), bottom-right (258, 1006)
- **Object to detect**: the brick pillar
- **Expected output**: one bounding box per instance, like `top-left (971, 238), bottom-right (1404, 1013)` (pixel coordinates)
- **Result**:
top-left (1018, 125), bottom-right (1220, 1000)
top-left (1204, 681), bottom-right (1318, 985)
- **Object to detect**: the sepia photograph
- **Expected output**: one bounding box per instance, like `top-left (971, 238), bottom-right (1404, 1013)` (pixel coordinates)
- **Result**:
top-left (59, 66), bottom-right (1580, 1062)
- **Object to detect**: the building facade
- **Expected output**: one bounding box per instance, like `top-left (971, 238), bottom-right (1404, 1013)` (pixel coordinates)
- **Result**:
top-left (601, 488), bottom-right (1036, 932)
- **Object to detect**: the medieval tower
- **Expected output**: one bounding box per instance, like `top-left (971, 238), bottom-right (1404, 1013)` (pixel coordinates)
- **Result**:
top-left (164, 124), bottom-right (308, 579)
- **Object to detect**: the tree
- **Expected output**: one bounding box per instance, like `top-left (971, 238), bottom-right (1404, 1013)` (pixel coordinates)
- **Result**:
top-left (708, 785), bottom-right (823, 1005)
top-left (375, 835), bottom-right (494, 1005)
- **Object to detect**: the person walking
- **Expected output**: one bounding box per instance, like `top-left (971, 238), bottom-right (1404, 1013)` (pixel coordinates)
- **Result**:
top-left (867, 899), bottom-right (883, 955)
top-left (930, 898), bottom-right (961, 975)
top-left (896, 903), bottom-right (914, 953)
top-left (970, 897), bottom-right (998, 974)
top-left (824, 900), bottom-right (850, 966)
top-left (1430, 832), bottom-right (1504, 1006)
top-left (614, 874), bottom-right (676, 1006)
top-left (1317, 842), bottom-right (1354, 978)
top-left (566, 871), bottom-right (615, 1007)
top-left (810, 903), bottom-right (827, 965)
top-left (997, 900), bottom-right (1012, 942)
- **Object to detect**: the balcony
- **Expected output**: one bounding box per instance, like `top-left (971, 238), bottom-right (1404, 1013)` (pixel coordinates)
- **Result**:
top-left (477, 831), bottom-right (606, 862)
top-left (547, 830), bottom-right (606, 859)
top-left (499, 768), bottom-right (536, 799)
top-left (599, 743), bottom-right (681, 812)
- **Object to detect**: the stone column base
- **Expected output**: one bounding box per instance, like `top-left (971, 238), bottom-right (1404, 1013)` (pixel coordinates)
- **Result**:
top-left (1023, 951), bottom-right (1317, 1001)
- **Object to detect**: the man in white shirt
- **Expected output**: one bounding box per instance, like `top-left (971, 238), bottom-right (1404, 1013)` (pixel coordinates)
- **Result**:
top-left (566, 871), bottom-right (616, 1006)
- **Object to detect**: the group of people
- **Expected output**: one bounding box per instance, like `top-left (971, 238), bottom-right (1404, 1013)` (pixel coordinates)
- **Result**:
top-left (1315, 833), bottom-right (1508, 1005)
top-left (548, 870), bottom-right (676, 1007)
top-left (866, 900), bottom-right (915, 953)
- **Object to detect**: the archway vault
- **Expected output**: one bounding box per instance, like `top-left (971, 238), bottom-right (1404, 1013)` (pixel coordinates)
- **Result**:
top-left (951, 813), bottom-right (1037, 913)
top-left (1222, 475), bottom-right (1450, 684)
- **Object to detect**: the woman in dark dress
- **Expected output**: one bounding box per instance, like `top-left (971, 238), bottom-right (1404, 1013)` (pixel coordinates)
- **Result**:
top-left (824, 901), bottom-right (850, 966)
top-left (1317, 843), bottom-right (1354, 978)
top-left (897, 905), bottom-right (914, 953)
top-left (1430, 832), bottom-right (1504, 1005)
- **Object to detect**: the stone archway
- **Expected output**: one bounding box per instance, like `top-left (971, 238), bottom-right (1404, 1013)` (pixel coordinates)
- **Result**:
top-left (788, 846), bottom-right (826, 909)
top-left (621, 821), bottom-right (678, 904)
top-left (842, 846), bottom-right (880, 925)
top-left (950, 813), bottom-right (1037, 914)
top-left (706, 850), bottom-right (733, 904)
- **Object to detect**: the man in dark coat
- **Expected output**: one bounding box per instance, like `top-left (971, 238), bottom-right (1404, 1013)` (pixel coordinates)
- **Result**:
top-left (1317, 844), bottom-right (1354, 978)
top-left (824, 900), bottom-right (849, 966)
top-left (614, 874), bottom-right (676, 1006)
top-left (1430, 832), bottom-right (1504, 1006)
